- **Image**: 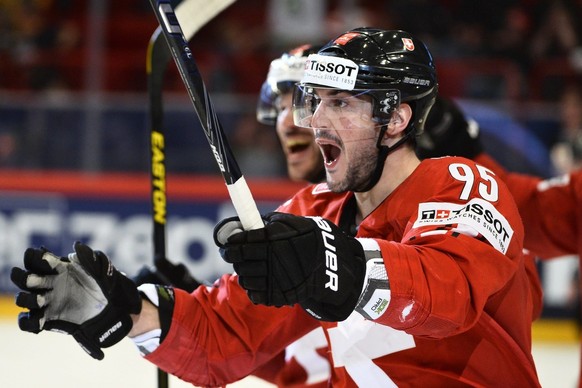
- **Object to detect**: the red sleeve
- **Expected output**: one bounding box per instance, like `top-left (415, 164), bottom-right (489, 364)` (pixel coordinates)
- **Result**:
top-left (508, 171), bottom-right (581, 259)
top-left (145, 274), bottom-right (319, 387)
top-left (377, 234), bottom-right (525, 337)
top-left (374, 159), bottom-right (530, 341)
top-left (476, 152), bottom-right (581, 258)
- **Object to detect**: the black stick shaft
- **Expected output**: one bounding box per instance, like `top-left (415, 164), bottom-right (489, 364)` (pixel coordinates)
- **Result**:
top-left (149, 0), bottom-right (263, 231)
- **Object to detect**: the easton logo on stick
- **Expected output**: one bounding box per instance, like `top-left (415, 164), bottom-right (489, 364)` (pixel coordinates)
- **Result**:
top-left (151, 131), bottom-right (167, 224)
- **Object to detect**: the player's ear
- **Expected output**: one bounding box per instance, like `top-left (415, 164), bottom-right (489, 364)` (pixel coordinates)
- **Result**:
top-left (384, 103), bottom-right (412, 137)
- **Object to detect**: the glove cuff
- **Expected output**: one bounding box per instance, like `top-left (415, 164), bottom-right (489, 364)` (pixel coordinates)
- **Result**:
top-left (74, 304), bottom-right (135, 360)
top-left (354, 238), bottom-right (391, 321)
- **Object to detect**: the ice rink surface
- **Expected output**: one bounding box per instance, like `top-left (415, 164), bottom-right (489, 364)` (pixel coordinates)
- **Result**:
top-left (0, 317), bottom-right (578, 388)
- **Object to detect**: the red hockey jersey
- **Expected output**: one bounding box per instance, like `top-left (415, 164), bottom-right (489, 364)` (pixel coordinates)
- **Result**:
top-left (145, 157), bottom-right (540, 387)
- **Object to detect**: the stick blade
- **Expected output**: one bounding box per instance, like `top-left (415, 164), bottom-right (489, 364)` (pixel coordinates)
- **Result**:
top-left (176, 0), bottom-right (236, 40)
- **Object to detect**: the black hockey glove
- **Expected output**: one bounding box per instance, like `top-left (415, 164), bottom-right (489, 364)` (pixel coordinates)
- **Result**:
top-left (416, 96), bottom-right (483, 160)
top-left (133, 255), bottom-right (201, 293)
top-left (10, 242), bottom-right (142, 360)
top-left (214, 212), bottom-right (366, 322)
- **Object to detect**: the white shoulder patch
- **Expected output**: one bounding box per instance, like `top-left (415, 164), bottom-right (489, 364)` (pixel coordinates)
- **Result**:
top-left (413, 198), bottom-right (514, 254)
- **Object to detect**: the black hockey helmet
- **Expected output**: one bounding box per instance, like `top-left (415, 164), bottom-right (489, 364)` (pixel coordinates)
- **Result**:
top-left (295, 28), bottom-right (438, 136)
top-left (293, 28), bottom-right (438, 192)
top-left (257, 44), bottom-right (323, 125)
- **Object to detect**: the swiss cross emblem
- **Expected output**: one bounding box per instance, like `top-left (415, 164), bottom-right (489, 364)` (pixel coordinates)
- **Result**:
top-left (436, 210), bottom-right (450, 219)
top-left (402, 38), bottom-right (414, 51)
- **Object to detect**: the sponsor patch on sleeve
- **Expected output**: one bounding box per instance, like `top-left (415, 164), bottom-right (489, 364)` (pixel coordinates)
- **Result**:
top-left (303, 54), bottom-right (359, 90)
top-left (360, 288), bottom-right (391, 320)
top-left (412, 198), bottom-right (514, 254)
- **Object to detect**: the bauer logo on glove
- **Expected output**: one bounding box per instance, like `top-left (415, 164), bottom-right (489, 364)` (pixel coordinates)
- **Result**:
top-left (214, 212), bottom-right (369, 321)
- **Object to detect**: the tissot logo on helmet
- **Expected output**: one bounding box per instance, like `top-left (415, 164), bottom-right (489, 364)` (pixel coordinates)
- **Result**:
top-left (302, 54), bottom-right (358, 90)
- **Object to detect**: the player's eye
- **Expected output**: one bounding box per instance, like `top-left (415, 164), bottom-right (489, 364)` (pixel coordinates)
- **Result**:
top-left (331, 98), bottom-right (348, 109)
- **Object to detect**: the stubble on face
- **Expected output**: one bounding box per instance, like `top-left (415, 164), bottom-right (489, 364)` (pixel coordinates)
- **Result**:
top-left (323, 132), bottom-right (379, 193)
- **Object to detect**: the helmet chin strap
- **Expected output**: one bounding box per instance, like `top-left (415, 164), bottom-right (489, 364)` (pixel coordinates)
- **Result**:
top-left (354, 124), bottom-right (415, 193)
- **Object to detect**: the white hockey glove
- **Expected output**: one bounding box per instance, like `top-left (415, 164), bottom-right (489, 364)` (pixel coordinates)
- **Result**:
top-left (10, 242), bottom-right (142, 360)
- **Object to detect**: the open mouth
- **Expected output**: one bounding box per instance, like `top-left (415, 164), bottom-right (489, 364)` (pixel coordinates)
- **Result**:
top-left (320, 143), bottom-right (341, 165)
top-left (286, 139), bottom-right (312, 154)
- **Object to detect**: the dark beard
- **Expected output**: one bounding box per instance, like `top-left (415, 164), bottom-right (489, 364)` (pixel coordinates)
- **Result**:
top-left (327, 146), bottom-right (379, 193)
top-left (306, 164), bottom-right (327, 184)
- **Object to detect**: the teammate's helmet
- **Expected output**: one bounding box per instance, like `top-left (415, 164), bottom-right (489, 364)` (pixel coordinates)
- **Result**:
top-left (257, 44), bottom-right (323, 125)
top-left (294, 28), bottom-right (438, 136)
top-left (416, 96), bottom-right (483, 160)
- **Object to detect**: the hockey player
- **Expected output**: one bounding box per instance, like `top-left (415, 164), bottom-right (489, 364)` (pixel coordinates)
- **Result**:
top-left (418, 94), bottom-right (582, 383)
top-left (256, 74), bottom-right (544, 385)
top-left (257, 44), bottom-right (325, 185)
top-left (11, 28), bottom-right (541, 386)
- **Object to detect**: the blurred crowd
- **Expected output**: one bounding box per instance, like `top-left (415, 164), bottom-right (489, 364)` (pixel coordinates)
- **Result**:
top-left (0, 0), bottom-right (582, 97)
top-left (0, 0), bottom-right (82, 91)
top-left (1, 0), bottom-right (581, 97)
top-left (0, 0), bottom-right (582, 175)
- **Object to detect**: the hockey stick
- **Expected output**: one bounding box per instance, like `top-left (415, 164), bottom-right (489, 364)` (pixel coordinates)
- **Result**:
top-left (149, 0), bottom-right (238, 292)
top-left (149, 0), bottom-right (263, 232)
top-left (146, 1), bottom-right (238, 387)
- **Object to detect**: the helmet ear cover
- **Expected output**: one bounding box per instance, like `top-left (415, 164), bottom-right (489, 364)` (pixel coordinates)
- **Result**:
top-left (368, 88), bottom-right (401, 124)
top-left (362, 85), bottom-right (437, 139)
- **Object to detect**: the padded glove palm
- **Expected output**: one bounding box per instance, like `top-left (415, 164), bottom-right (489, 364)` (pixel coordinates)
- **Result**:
top-left (214, 212), bottom-right (366, 321)
top-left (10, 242), bottom-right (142, 360)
